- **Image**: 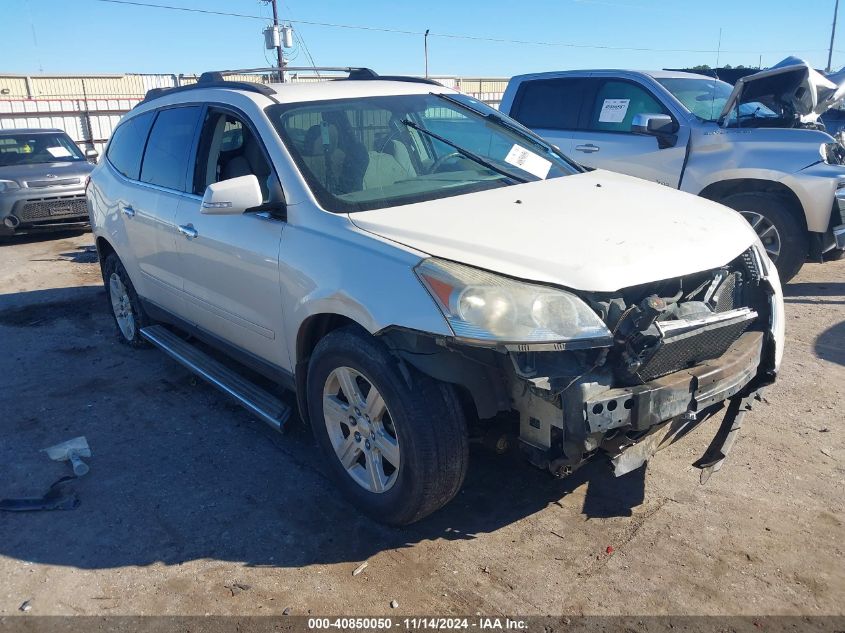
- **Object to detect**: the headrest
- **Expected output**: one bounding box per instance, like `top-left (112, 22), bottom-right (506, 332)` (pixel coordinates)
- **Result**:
top-left (304, 123), bottom-right (339, 155)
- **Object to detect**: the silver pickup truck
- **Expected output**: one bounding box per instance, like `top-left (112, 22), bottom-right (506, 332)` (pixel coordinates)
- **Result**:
top-left (501, 58), bottom-right (845, 282)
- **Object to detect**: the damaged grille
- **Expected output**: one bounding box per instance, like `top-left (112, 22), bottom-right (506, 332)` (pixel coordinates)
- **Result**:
top-left (632, 309), bottom-right (756, 383)
top-left (18, 195), bottom-right (88, 223)
top-left (591, 248), bottom-right (768, 386)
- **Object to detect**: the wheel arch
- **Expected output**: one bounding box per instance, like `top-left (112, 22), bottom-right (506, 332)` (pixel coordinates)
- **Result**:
top-left (95, 235), bottom-right (118, 283)
top-left (294, 313), bottom-right (360, 423)
top-left (698, 178), bottom-right (808, 233)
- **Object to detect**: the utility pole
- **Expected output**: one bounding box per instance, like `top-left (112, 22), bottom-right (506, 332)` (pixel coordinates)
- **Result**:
top-left (828, 0), bottom-right (840, 72)
top-left (424, 29), bottom-right (430, 78)
top-left (264, 0), bottom-right (285, 82)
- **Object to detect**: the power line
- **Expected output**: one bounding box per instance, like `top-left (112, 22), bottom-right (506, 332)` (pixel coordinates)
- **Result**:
top-left (89, 0), bottom-right (831, 55)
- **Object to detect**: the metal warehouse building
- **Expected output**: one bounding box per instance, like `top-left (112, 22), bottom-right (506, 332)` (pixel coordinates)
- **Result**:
top-left (0, 73), bottom-right (508, 155)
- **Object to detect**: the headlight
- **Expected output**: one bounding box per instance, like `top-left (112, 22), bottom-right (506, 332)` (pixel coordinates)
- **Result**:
top-left (415, 258), bottom-right (612, 348)
top-left (0, 180), bottom-right (21, 193)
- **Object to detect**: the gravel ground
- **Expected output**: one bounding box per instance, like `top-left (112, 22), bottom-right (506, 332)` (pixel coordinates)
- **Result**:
top-left (0, 231), bottom-right (842, 617)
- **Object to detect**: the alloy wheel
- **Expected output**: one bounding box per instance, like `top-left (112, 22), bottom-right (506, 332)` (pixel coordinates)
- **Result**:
top-left (739, 210), bottom-right (781, 261)
top-left (109, 273), bottom-right (136, 341)
top-left (322, 366), bottom-right (401, 493)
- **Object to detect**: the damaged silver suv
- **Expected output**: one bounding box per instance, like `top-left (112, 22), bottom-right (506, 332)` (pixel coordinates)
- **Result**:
top-left (87, 68), bottom-right (785, 525)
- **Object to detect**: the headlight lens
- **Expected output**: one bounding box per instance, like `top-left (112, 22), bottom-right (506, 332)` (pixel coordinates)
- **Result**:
top-left (0, 180), bottom-right (20, 193)
top-left (415, 258), bottom-right (612, 346)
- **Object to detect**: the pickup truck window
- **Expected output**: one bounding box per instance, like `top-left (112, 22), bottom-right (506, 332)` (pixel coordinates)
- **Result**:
top-left (266, 94), bottom-right (577, 213)
top-left (657, 77), bottom-right (778, 125)
top-left (510, 78), bottom-right (587, 130)
top-left (657, 77), bottom-right (733, 122)
top-left (586, 80), bottom-right (668, 133)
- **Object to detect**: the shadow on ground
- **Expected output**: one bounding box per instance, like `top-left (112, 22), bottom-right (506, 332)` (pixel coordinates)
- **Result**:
top-left (0, 229), bottom-right (88, 247)
top-left (783, 281), bottom-right (845, 305)
top-left (815, 321), bottom-right (845, 366)
top-left (0, 285), bottom-right (648, 571)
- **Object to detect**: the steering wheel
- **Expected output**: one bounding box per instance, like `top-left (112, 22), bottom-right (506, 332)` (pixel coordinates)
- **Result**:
top-left (429, 151), bottom-right (464, 174)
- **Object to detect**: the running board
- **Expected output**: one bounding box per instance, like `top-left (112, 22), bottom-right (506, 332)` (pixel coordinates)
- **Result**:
top-left (140, 325), bottom-right (291, 431)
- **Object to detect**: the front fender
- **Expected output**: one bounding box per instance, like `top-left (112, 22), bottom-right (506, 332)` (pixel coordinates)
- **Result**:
top-left (279, 221), bottom-right (452, 367)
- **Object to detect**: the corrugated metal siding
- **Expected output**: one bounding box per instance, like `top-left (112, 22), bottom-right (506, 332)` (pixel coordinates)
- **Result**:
top-left (0, 72), bottom-right (508, 153)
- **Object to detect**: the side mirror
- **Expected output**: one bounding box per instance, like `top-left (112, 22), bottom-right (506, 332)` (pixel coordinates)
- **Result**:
top-left (85, 148), bottom-right (99, 162)
top-left (201, 175), bottom-right (263, 215)
top-left (631, 113), bottom-right (678, 148)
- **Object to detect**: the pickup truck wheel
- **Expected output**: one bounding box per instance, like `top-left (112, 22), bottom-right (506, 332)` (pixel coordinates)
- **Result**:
top-left (307, 326), bottom-right (468, 525)
top-left (721, 193), bottom-right (806, 283)
top-left (102, 253), bottom-right (150, 347)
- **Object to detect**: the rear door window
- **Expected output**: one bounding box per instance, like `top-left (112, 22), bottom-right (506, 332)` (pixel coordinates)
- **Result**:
top-left (106, 111), bottom-right (154, 180)
top-left (510, 78), bottom-right (588, 130)
top-left (140, 106), bottom-right (202, 191)
top-left (584, 79), bottom-right (669, 133)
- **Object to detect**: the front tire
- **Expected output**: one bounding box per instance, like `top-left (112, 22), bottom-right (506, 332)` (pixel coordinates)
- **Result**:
top-left (307, 326), bottom-right (468, 525)
top-left (102, 253), bottom-right (150, 347)
top-left (720, 192), bottom-right (807, 283)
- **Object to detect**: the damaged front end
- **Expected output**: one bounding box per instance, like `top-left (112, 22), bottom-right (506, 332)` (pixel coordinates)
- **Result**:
top-left (384, 246), bottom-right (781, 480)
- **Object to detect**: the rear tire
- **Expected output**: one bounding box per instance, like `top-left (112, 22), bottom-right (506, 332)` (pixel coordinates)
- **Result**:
top-left (307, 325), bottom-right (468, 525)
top-left (102, 253), bottom-right (150, 347)
top-left (720, 192), bottom-right (806, 283)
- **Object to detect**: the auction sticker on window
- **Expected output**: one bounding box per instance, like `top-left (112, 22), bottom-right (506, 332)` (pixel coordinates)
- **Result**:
top-left (46, 146), bottom-right (73, 158)
top-left (504, 144), bottom-right (552, 179)
top-left (599, 98), bottom-right (630, 123)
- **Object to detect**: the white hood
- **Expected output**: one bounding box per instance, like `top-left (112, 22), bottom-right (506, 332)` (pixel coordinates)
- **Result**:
top-left (350, 171), bottom-right (757, 293)
top-left (719, 57), bottom-right (845, 124)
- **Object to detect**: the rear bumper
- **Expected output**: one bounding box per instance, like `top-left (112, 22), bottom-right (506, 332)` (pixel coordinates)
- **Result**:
top-left (584, 331), bottom-right (767, 435)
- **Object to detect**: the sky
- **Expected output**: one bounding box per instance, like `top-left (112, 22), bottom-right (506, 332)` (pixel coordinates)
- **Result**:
top-left (1, 0), bottom-right (840, 77)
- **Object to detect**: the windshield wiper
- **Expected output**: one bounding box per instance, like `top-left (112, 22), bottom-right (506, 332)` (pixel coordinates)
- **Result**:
top-left (429, 92), bottom-right (584, 172)
top-left (401, 118), bottom-right (529, 183)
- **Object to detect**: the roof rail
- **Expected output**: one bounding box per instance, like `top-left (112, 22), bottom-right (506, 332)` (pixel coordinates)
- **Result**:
top-left (200, 67), bottom-right (443, 86)
top-left (200, 66), bottom-right (378, 80)
top-left (138, 67), bottom-right (444, 105)
top-left (139, 76), bottom-right (277, 106)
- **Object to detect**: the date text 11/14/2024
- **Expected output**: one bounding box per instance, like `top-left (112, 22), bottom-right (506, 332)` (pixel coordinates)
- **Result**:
top-left (307, 617), bottom-right (528, 630)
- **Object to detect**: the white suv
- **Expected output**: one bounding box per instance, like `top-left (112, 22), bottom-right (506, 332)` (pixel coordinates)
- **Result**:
top-left (87, 68), bottom-right (785, 525)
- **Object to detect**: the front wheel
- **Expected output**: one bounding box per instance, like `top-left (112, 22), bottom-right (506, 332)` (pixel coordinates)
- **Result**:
top-left (307, 326), bottom-right (468, 525)
top-left (720, 192), bottom-right (807, 283)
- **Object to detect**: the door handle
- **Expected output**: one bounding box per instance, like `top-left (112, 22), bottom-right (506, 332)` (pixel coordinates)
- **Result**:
top-left (177, 224), bottom-right (198, 239)
top-left (575, 144), bottom-right (600, 153)
top-left (121, 206), bottom-right (136, 218)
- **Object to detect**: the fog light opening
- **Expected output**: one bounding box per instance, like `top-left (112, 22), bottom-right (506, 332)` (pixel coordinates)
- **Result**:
top-left (3, 215), bottom-right (20, 229)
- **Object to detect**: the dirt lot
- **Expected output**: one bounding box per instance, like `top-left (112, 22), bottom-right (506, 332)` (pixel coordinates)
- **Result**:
top-left (0, 231), bottom-right (843, 618)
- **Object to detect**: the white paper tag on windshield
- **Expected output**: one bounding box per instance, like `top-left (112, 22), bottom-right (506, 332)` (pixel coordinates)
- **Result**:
top-left (504, 145), bottom-right (552, 180)
top-left (46, 146), bottom-right (72, 158)
top-left (598, 98), bottom-right (630, 123)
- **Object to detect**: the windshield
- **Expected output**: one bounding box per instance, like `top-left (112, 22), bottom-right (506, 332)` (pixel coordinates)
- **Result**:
top-left (0, 132), bottom-right (85, 167)
top-left (657, 77), bottom-right (778, 124)
top-left (266, 93), bottom-right (578, 213)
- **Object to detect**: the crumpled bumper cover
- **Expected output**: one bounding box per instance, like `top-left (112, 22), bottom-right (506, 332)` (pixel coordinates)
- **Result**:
top-left (584, 331), bottom-right (767, 435)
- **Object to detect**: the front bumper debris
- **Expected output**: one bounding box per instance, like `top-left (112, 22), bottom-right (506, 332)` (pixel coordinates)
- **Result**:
top-left (510, 330), bottom-right (770, 478)
top-left (584, 331), bottom-right (764, 435)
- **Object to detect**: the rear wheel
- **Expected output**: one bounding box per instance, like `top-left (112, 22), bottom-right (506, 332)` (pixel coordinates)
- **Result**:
top-left (721, 192), bottom-right (807, 283)
top-left (307, 326), bottom-right (468, 525)
top-left (102, 253), bottom-right (150, 347)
